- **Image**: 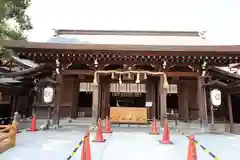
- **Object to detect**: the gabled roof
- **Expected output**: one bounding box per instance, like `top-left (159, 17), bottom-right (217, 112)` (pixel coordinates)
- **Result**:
top-left (52, 29), bottom-right (209, 45)
top-left (53, 29), bottom-right (204, 37)
top-left (209, 66), bottom-right (240, 80)
top-left (11, 56), bottom-right (39, 69)
top-left (0, 64), bottom-right (53, 78)
top-left (1, 40), bottom-right (240, 53)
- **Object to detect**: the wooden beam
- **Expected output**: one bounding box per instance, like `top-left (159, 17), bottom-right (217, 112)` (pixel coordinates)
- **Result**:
top-left (63, 70), bottom-right (200, 77)
top-left (62, 70), bottom-right (94, 75)
top-left (166, 72), bottom-right (199, 77)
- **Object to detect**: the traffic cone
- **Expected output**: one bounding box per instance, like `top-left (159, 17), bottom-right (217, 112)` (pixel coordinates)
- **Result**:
top-left (81, 130), bottom-right (91, 160)
top-left (149, 117), bottom-right (159, 135)
top-left (92, 118), bottom-right (106, 142)
top-left (103, 116), bottom-right (113, 133)
top-left (187, 135), bottom-right (197, 160)
top-left (27, 114), bottom-right (38, 132)
top-left (159, 118), bottom-right (173, 144)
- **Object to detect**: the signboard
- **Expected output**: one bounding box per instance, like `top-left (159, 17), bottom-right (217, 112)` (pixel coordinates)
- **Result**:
top-left (145, 102), bottom-right (152, 108)
top-left (210, 89), bottom-right (221, 107)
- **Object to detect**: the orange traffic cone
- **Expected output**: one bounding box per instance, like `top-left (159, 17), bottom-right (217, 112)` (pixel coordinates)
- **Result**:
top-left (187, 135), bottom-right (197, 160)
top-left (92, 118), bottom-right (106, 142)
top-left (81, 130), bottom-right (91, 160)
top-left (149, 117), bottom-right (159, 135)
top-left (27, 114), bottom-right (38, 132)
top-left (159, 118), bottom-right (173, 144)
top-left (103, 116), bottom-right (113, 133)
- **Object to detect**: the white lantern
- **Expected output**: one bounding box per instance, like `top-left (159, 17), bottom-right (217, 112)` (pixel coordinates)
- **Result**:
top-left (43, 86), bottom-right (54, 103)
top-left (210, 89), bottom-right (221, 106)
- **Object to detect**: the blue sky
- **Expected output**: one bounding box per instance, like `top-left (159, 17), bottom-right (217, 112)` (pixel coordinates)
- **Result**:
top-left (26, 0), bottom-right (240, 44)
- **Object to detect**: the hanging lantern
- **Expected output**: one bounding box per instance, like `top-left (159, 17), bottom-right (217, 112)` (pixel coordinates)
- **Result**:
top-left (210, 89), bottom-right (221, 107)
top-left (43, 86), bottom-right (54, 104)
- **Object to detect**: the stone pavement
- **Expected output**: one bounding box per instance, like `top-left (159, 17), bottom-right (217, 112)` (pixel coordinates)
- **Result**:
top-left (195, 133), bottom-right (240, 160)
top-left (0, 125), bottom-right (229, 160)
top-left (0, 117), bottom-right (238, 160)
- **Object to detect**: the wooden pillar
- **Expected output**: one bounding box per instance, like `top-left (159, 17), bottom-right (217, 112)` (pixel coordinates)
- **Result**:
top-left (98, 78), bottom-right (103, 119)
top-left (70, 78), bottom-right (80, 118)
top-left (145, 76), bottom-right (155, 119)
top-left (178, 82), bottom-right (184, 120)
top-left (104, 79), bottom-right (110, 118)
top-left (53, 74), bottom-right (62, 126)
top-left (10, 95), bottom-right (17, 117)
top-left (100, 83), bottom-right (105, 119)
top-left (99, 76), bottom-right (108, 119)
top-left (188, 81), bottom-right (198, 120)
top-left (156, 77), bottom-right (161, 120)
top-left (146, 79), bottom-right (151, 119)
top-left (227, 93), bottom-right (233, 133)
top-left (183, 86), bottom-right (189, 121)
top-left (197, 77), bottom-right (208, 130)
top-left (178, 82), bottom-right (190, 121)
top-left (178, 82), bottom-right (189, 121)
top-left (92, 83), bottom-right (99, 124)
top-left (160, 75), bottom-right (167, 126)
top-left (102, 76), bottom-right (110, 119)
top-left (151, 78), bottom-right (156, 118)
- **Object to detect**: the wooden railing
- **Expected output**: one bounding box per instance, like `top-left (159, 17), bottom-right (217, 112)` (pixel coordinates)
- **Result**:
top-left (0, 124), bottom-right (16, 153)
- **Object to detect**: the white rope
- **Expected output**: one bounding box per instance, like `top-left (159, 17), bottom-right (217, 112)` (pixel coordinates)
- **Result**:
top-left (93, 70), bottom-right (169, 89)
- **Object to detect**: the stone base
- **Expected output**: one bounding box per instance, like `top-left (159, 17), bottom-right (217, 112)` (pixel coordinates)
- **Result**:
top-left (26, 128), bottom-right (39, 132)
top-left (159, 140), bottom-right (173, 144)
top-left (103, 131), bottom-right (113, 133)
top-left (149, 132), bottom-right (159, 135)
top-left (92, 139), bottom-right (106, 143)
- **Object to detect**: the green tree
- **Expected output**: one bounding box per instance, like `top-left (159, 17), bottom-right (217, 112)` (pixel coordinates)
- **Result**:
top-left (0, 0), bottom-right (33, 57)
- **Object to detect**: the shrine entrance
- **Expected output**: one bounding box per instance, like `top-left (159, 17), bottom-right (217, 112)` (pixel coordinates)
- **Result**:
top-left (109, 82), bottom-right (147, 124)
top-left (90, 70), bottom-right (169, 124)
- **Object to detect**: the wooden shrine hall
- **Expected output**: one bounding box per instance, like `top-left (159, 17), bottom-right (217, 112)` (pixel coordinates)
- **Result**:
top-left (1, 29), bottom-right (240, 126)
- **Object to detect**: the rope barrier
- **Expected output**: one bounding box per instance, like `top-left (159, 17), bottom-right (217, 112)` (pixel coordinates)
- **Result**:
top-left (176, 128), bottom-right (220, 160)
top-left (66, 124), bottom-right (97, 160)
top-left (66, 139), bottom-right (83, 160)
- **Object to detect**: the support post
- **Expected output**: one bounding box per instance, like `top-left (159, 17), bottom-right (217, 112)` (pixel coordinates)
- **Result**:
top-left (11, 95), bottom-right (17, 118)
top-left (227, 93), bottom-right (233, 133)
top-left (160, 75), bottom-right (167, 126)
top-left (145, 76), bottom-right (156, 119)
top-left (101, 77), bottom-right (110, 118)
top-left (53, 74), bottom-right (62, 127)
top-left (197, 77), bottom-right (208, 132)
top-left (70, 78), bottom-right (80, 119)
top-left (183, 85), bottom-right (189, 121)
top-left (92, 84), bottom-right (99, 125)
top-left (156, 77), bottom-right (161, 120)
